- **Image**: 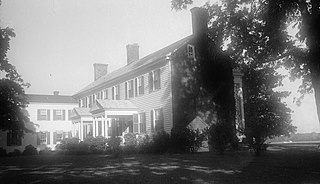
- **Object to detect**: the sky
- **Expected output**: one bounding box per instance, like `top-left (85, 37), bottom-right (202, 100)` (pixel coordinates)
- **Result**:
top-left (1, 0), bottom-right (319, 133)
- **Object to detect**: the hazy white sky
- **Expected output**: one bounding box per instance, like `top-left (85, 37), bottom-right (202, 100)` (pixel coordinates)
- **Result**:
top-left (1, 0), bottom-right (319, 133)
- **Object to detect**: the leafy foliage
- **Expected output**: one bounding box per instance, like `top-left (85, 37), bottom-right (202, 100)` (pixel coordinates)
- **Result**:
top-left (170, 127), bottom-right (205, 153)
top-left (1, 24), bottom-right (31, 134)
top-left (22, 144), bottom-right (38, 155)
top-left (171, 0), bottom-right (320, 124)
top-left (243, 66), bottom-right (296, 155)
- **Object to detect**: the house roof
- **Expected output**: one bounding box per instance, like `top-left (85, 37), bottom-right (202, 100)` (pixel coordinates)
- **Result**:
top-left (27, 94), bottom-right (77, 104)
top-left (90, 99), bottom-right (138, 112)
top-left (74, 35), bottom-right (193, 97)
top-left (188, 116), bottom-right (209, 131)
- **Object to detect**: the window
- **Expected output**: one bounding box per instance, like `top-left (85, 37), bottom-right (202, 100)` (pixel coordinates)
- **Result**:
top-left (39, 132), bottom-right (47, 144)
top-left (112, 85), bottom-right (120, 100)
top-left (150, 108), bottom-right (164, 132)
top-left (7, 131), bottom-right (22, 146)
top-left (37, 109), bottom-right (50, 120)
top-left (93, 94), bottom-right (96, 104)
top-left (53, 131), bottom-right (63, 144)
top-left (97, 92), bottom-right (101, 99)
top-left (187, 44), bottom-right (195, 59)
top-left (149, 69), bottom-right (161, 92)
top-left (89, 95), bottom-right (93, 107)
top-left (68, 109), bottom-right (72, 120)
top-left (125, 80), bottom-right (134, 99)
top-left (133, 112), bottom-right (146, 133)
top-left (139, 112), bottom-right (146, 133)
top-left (135, 76), bottom-right (144, 96)
top-left (82, 97), bottom-right (87, 108)
top-left (104, 89), bottom-right (108, 99)
top-left (53, 109), bottom-right (65, 120)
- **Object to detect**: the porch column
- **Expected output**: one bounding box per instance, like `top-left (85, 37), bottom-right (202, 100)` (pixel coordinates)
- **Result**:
top-left (80, 120), bottom-right (84, 141)
top-left (102, 116), bottom-right (105, 137)
top-left (93, 118), bottom-right (96, 137)
top-left (96, 117), bottom-right (99, 137)
top-left (105, 117), bottom-right (109, 138)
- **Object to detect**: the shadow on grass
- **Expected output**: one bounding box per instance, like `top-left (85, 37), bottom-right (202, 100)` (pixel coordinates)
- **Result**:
top-left (1, 145), bottom-right (320, 183)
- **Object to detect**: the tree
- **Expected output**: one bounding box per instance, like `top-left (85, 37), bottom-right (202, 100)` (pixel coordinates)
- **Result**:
top-left (171, 0), bottom-right (297, 151)
top-left (243, 65), bottom-right (296, 155)
top-left (171, 0), bottom-right (320, 125)
top-left (1, 25), bottom-right (31, 135)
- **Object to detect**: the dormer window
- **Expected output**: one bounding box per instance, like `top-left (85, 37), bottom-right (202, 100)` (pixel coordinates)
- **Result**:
top-left (187, 44), bottom-right (195, 59)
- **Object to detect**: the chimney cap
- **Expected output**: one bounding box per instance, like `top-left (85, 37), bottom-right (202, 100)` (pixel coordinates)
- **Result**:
top-left (53, 91), bottom-right (59, 96)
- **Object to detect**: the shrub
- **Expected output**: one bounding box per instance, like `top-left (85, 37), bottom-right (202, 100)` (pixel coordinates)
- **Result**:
top-left (123, 133), bottom-right (138, 154)
top-left (84, 136), bottom-right (108, 154)
top-left (136, 133), bottom-right (152, 154)
top-left (151, 131), bottom-right (170, 154)
top-left (0, 147), bottom-right (7, 157)
top-left (56, 137), bottom-right (89, 155)
top-left (8, 149), bottom-right (21, 157)
top-left (39, 147), bottom-right (52, 155)
top-left (23, 145), bottom-right (38, 156)
top-left (208, 123), bottom-right (233, 154)
top-left (170, 127), bottom-right (206, 153)
top-left (107, 136), bottom-right (122, 157)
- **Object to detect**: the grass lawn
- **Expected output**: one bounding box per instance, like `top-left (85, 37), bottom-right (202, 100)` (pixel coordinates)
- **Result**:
top-left (1, 143), bottom-right (320, 184)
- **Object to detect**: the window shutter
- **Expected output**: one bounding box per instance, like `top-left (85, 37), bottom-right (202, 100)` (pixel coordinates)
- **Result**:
top-left (150, 110), bottom-right (154, 132)
top-left (135, 78), bottom-right (138, 96)
top-left (53, 110), bottom-right (56, 120)
top-left (62, 110), bottom-right (66, 120)
top-left (53, 132), bottom-right (57, 144)
top-left (141, 76), bottom-right (144, 94)
top-left (157, 69), bottom-right (161, 89)
top-left (112, 87), bottom-right (115, 100)
top-left (46, 132), bottom-right (50, 144)
top-left (47, 110), bottom-right (50, 120)
top-left (160, 108), bottom-right (164, 130)
top-left (37, 109), bottom-right (41, 120)
top-left (133, 114), bottom-right (138, 133)
top-left (125, 82), bottom-right (128, 99)
top-left (149, 72), bottom-right (153, 93)
top-left (117, 85), bottom-right (120, 100)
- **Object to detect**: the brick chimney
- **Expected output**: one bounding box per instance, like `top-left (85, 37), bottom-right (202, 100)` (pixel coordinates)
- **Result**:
top-left (53, 91), bottom-right (59, 96)
top-left (190, 7), bottom-right (208, 38)
top-left (126, 43), bottom-right (139, 65)
top-left (93, 63), bottom-right (108, 81)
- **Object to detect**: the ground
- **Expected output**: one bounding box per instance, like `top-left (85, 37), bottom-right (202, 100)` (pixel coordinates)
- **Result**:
top-left (1, 143), bottom-right (320, 184)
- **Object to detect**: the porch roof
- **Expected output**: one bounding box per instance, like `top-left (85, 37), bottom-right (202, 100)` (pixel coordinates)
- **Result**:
top-left (90, 99), bottom-right (138, 112)
top-left (71, 107), bottom-right (91, 119)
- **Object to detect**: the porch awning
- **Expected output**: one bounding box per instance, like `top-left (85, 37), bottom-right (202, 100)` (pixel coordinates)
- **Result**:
top-left (70, 107), bottom-right (92, 119)
top-left (90, 99), bottom-right (138, 115)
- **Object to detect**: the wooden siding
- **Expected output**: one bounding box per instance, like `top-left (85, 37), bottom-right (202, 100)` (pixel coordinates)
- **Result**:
top-left (128, 61), bottom-right (173, 133)
top-left (79, 60), bottom-right (173, 133)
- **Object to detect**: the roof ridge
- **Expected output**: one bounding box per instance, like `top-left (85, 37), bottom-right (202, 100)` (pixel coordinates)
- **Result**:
top-left (74, 35), bottom-right (193, 97)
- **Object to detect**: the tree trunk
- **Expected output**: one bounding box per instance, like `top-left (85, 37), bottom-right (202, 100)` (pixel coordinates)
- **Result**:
top-left (309, 55), bottom-right (320, 125)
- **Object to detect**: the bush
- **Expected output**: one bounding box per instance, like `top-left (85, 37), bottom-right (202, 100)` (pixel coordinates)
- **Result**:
top-left (170, 127), bottom-right (206, 153)
top-left (0, 147), bottom-right (7, 157)
top-left (107, 136), bottom-right (122, 157)
top-left (136, 133), bottom-right (152, 154)
top-left (123, 133), bottom-right (138, 154)
top-left (151, 131), bottom-right (170, 154)
top-left (208, 123), bottom-right (233, 154)
top-left (56, 137), bottom-right (89, 155)
top-left (84, 136), bottom-right (108, 154)
top-left (39, 147), bottom-right (52, 155)
top-left (23, 145), bottom-right (38, 156)
top-left (8, 149), bottom-right (21, 157)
